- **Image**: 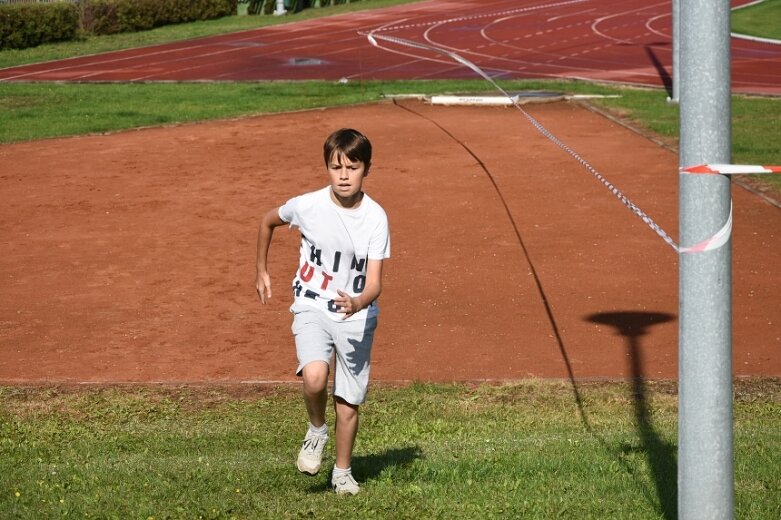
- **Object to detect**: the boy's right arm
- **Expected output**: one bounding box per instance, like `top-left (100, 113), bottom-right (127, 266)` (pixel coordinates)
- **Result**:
top-left (256, 208), bottom-right (287, 304)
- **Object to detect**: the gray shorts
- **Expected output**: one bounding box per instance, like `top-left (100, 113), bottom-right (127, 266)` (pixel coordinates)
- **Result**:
top-left (291, 303), bottom-right (378, 405)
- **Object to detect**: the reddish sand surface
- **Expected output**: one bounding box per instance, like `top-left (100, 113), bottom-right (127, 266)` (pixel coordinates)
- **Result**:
top-left (1, 101), bottom-right (779, 383)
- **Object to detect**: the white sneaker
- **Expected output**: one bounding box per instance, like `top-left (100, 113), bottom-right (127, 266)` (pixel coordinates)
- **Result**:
top-left (296, 429), bottom-right (328, 475)
top-left (331, 472), bottom-right (360, 495)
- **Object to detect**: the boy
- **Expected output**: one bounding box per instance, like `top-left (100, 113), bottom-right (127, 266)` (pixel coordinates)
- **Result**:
top-left (255, 128), bottom-right (390, 495)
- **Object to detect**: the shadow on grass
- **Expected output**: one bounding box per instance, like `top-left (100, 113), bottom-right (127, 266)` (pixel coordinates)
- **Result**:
top-left (587, 311), bottom-right (678, 520)
top-left (354, 445), bottom-right (423, 480)
top-left (306, 446), bottom-right (422, 492)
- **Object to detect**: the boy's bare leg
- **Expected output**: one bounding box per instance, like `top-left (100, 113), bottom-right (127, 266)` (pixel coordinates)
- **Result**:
top-left (302, 361), bottom-right (329, 427)
top-left (297, 361), bottom-right (330, 475)
top-left (334, 396), bottom-right (359, 469)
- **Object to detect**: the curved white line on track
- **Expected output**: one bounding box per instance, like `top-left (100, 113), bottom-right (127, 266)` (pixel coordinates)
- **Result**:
top-left (422, 19), bottom-right (448, 48)
top-left (590, 1), bottom-right (668, 45)
top-left (476, 14), bottom-right (573, 69)
top-left (645, 14), bottom-right (671, 40)
top-left (467, 13), bottom-right (663, 78)
top-left (370, 0), bottom-right (589, 37)
top-left (547, 7), bottom-right (595, 22)
top-left (422, 16), bottom-right (566, 75)
top-left (361, 18), bottom-right (461, 75)
top-left (420, 10), bottom-right (569, 70)
top-left (372, 12), bottom-right (665, 85)
top-left (479, 14), bottom-right (523, 43)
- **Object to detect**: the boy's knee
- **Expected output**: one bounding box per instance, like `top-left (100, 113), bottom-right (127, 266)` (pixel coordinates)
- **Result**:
top-left (302, 361), bottom-right (329, 392)
top-left (334, 396), bottom-right (359, 416)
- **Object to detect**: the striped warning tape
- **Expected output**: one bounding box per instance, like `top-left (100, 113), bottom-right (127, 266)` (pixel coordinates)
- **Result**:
top-left (675, 164), bottom-right (780, 252)
top-left (363, 26), bottom-right (744, 255)
top-left (678, 203), bottom-right (733, 254)
top-left (681, 164), bottom-right (781, 175)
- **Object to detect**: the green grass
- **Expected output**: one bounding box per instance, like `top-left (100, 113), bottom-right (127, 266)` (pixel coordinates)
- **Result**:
top-left (1, 380), bottom-right (779, 519)
top-left (733, 0), bottom-right (781, 40)
top-left (594, 87), bottom-right (781, 192)
top-left (0, 79), bottom-right (617, 143)
top-left (1, 79), bottom-right (778, 192)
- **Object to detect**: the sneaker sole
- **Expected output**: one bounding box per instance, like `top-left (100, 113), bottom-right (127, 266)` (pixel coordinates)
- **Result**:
top-left (297, 460), bottom-right (320, 475)
top-left (333, 487), bottom-right (360, 496)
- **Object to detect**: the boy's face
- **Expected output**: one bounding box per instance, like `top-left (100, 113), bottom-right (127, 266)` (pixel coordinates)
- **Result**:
top-left (327, 152), bottom-right (367, 208)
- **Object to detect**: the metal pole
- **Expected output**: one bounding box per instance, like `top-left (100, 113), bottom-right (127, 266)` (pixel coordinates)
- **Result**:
top-left (678, 0), bottom-right (733, 518)
top-left (669, 0), bottom-right (680, 103)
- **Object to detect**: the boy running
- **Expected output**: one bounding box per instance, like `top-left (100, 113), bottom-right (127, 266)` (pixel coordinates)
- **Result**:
top-left (256, 128), bottom-right (390, 495)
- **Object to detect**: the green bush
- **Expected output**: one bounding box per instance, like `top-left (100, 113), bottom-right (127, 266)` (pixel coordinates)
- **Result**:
top-left (116, 0), bottom-right (157, 31)
top-left (0, 3), bottom-right (79, 50)
top-left (80, 0), bottom-right (121, 35)
top-left (81, 0), bottom-right (238, 36)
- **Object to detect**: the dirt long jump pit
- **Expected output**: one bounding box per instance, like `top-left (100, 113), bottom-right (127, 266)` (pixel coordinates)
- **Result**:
top-left (1, 99), bottom-right (779, 384)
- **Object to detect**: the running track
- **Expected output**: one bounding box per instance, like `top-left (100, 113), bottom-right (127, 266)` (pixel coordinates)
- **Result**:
top-left (1, 0), bottom-right (779, 95)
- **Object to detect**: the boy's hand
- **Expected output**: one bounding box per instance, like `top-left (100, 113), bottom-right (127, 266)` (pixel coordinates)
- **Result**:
top-left (335, 289), bottom-right (360, 318)
top-left (256, 272), bottom-right (272, 304)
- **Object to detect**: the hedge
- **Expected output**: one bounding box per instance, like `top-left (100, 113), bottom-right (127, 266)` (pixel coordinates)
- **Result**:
top-left (82, 0), bottom-right (238, 35)
top-left (0, 3), bottom-right (79, 50)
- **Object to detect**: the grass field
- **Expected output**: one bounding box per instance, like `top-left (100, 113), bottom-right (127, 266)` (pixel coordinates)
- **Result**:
top-left (1, 380), bottom-right (780, 519)
top-left (733, 0), bottom-right (781, 40)
top-left (1, 3), bottom-right (780, 518)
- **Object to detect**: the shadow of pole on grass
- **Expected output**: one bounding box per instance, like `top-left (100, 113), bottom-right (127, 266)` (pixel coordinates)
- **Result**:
top-left (587, 311), bottom-right (678, 520)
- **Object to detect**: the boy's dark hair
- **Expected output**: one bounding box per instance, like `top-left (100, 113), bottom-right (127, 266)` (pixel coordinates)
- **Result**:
top-left (323, 128), bottom-right (372, 173)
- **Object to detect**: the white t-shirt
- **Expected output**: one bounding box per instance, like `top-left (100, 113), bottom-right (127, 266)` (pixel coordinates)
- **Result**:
top-left (279, 186), bottom-right (390, 321)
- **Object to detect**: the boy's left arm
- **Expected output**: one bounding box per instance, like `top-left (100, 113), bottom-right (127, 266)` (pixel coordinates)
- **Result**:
top-left (335, 259), bottom-right (383, 318)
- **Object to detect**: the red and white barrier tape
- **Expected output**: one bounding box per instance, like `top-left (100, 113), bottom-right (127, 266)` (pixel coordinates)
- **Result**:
top-left (678, 202), bottom-right (733, 254)
top-left (674, 163), bottom-right (781, 252)
top-left (364, 24), bottom-right (743, 255)
top-left (681, 164), bottom-right (781, 175)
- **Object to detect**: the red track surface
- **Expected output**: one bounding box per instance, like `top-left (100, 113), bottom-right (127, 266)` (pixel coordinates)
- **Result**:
top-left (1, 0), bottom-right (779, 94)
